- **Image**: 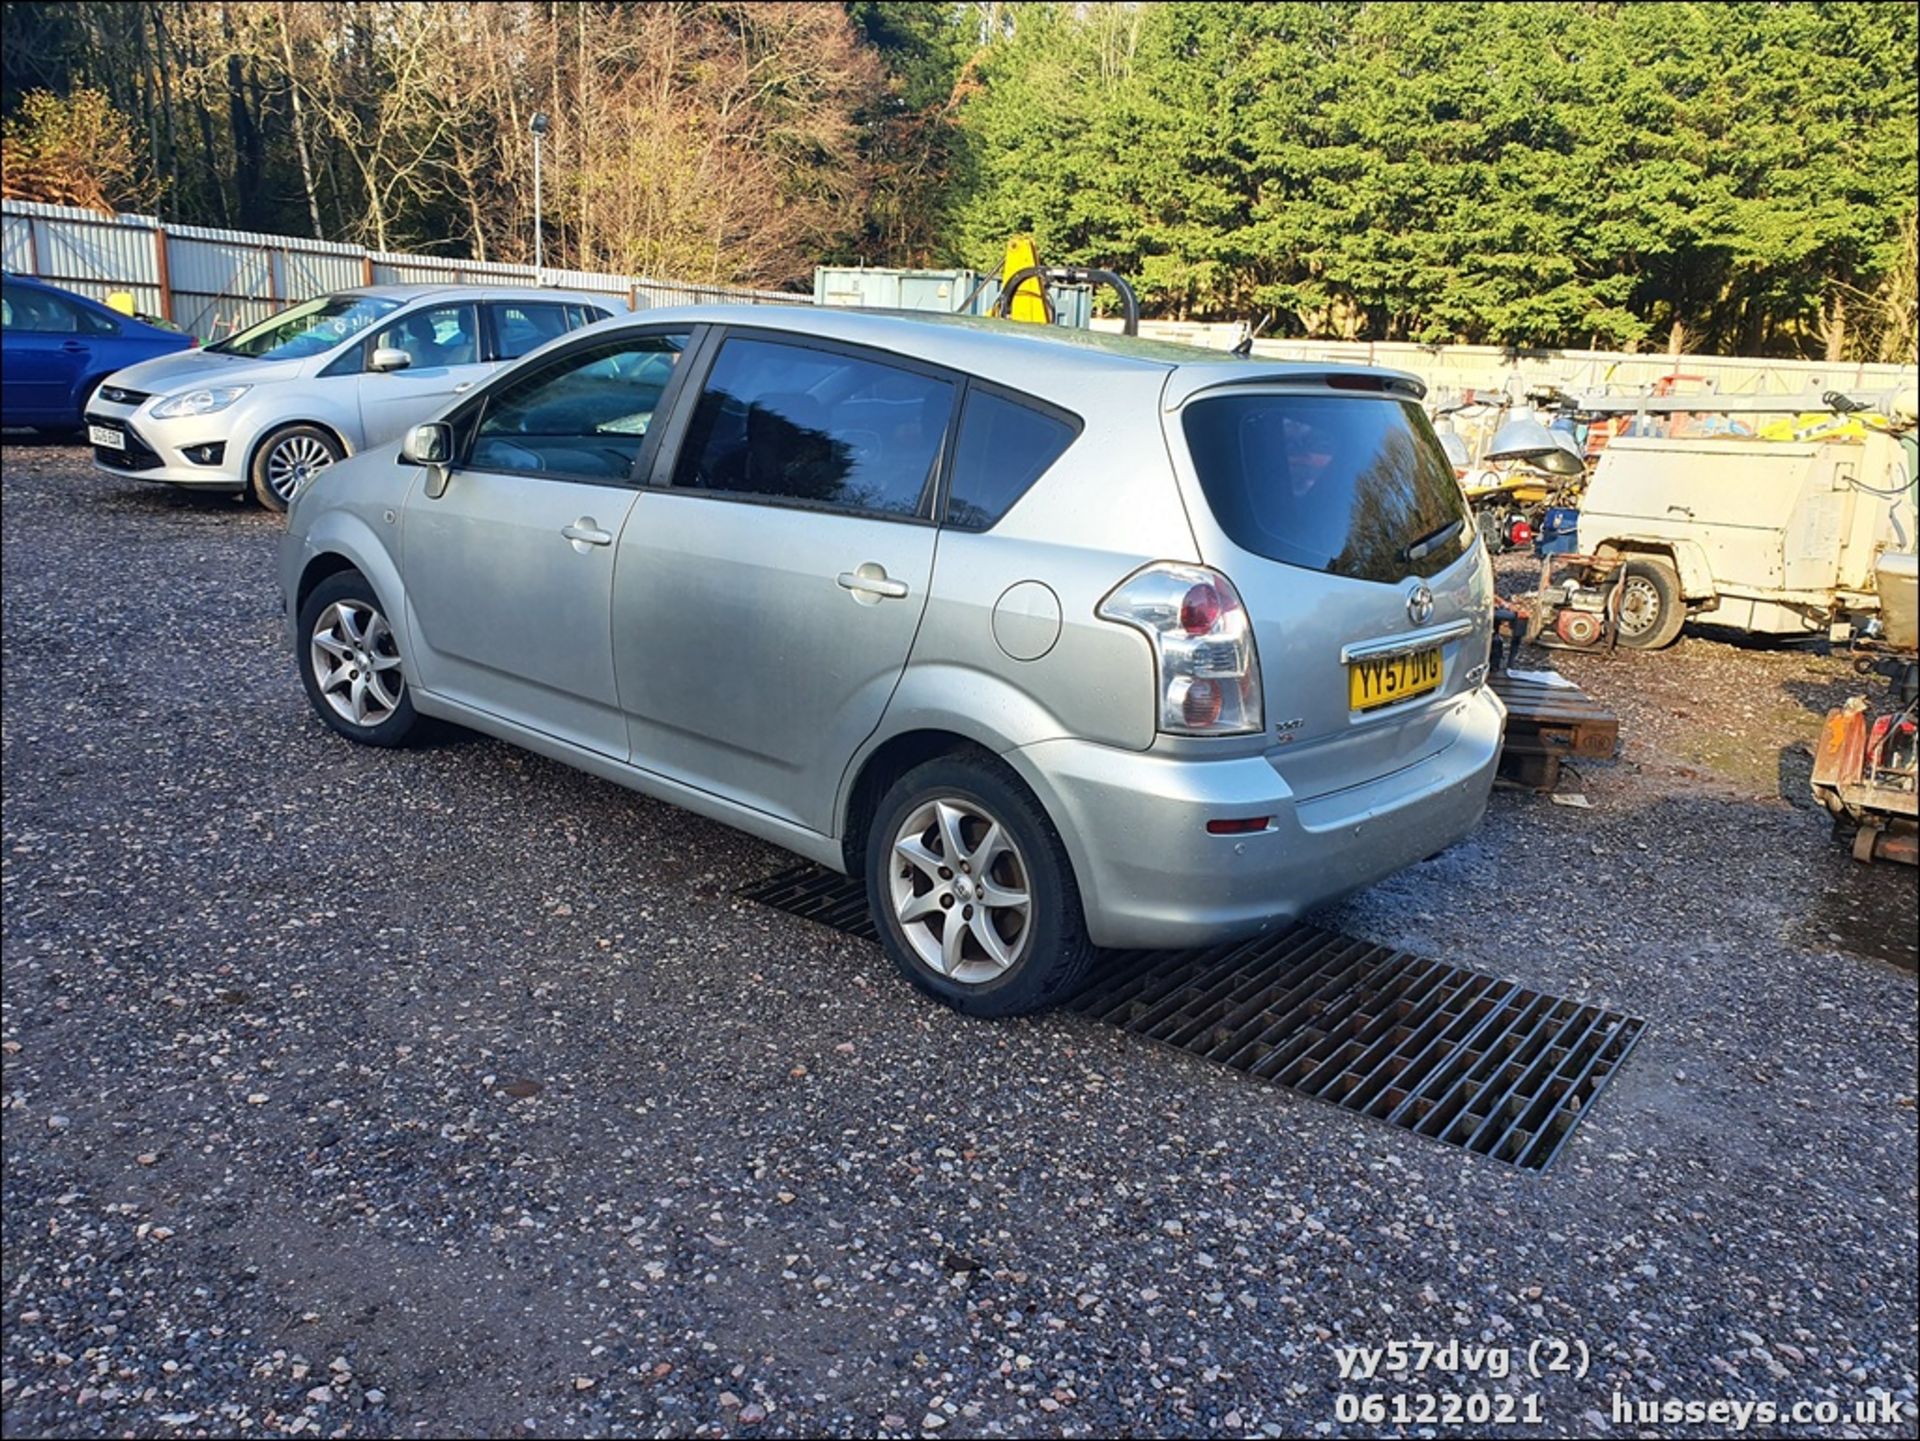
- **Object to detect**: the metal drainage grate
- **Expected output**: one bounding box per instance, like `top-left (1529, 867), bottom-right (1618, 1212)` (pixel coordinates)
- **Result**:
top-left (737, 864), bottom-right (1643, 1172)
top-left (739, 864), bottom-right (880, 941)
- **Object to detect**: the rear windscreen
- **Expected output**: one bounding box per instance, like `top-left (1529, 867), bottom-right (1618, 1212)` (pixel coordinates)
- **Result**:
top-left (1181, 394), bottom-right (1473, 583)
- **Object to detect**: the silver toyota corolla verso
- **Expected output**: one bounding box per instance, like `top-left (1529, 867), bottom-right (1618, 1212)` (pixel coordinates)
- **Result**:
top-left (281, 306), bottom-right (1504, 1015)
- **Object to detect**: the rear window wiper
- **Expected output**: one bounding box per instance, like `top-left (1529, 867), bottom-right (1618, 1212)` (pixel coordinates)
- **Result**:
top-left (1401, 517), bottom-right (1465, 564)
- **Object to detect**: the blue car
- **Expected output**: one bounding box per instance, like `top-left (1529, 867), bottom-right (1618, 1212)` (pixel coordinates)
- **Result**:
top-left (2, 273), bottom-right (196, 433)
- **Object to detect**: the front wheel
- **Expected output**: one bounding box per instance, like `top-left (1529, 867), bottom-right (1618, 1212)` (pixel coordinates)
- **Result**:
top-left (865, 755), bottom-right (1093, 1016)
top-left (252, 424), bottom-right (342, 512)
top-left (296, 570), bottom-right (418, 747)
top-left (1613, 558), bottom-right (1686, 650)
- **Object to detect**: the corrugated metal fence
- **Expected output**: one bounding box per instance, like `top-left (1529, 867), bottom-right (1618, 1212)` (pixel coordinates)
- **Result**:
top-left (2, 199), bottom-right (807, 342)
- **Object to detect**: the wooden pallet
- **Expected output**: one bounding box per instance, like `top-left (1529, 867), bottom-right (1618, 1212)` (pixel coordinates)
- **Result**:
top-left (1489, 670), bottom-right (1619, 791)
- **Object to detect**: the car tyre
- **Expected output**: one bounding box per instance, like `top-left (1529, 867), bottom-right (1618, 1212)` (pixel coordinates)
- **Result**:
top-left (297, 570), bottom-right (418, 747)
top-left (865, 754), bottom-right (1094, 1016)
top-left (1613, 557), bottom-right (1686, 650)
top-left (252, 424), bottom-right (342, 512)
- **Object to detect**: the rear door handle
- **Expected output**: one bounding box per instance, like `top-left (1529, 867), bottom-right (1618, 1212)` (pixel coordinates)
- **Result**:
top-left (837, 566), bottom-right (909, 600)
top-left (453, 381), bottom-right (474, 393)
top-left (61, 340), bottom-right (87, 353)
top-left (562, 519), bottom-right (613, 548)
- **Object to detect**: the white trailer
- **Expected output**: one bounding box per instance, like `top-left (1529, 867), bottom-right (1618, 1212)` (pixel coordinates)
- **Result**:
top-left (1559, 389), bottom-right (1918, 648)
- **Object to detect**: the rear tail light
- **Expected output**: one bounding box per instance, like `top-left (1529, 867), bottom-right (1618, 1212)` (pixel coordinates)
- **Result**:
top-left (1868, 714), bottom-right (1894, 766)
top-left (1179, 582), bottom-right (1222, 635)
top-left (1098, 562), bottom-right (1263, 736)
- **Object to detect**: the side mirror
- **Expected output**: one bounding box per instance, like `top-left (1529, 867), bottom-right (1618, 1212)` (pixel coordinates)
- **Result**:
top-left (402, 422), bottom-right (454, 497)
top-left (370, 346), bottom-right (412, 373)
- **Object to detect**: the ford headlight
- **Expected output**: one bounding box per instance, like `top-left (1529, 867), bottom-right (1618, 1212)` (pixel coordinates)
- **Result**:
top-left (152, 385), bottom-right (251, 418)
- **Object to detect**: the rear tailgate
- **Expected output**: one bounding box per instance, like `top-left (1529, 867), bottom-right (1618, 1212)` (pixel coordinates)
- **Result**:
top-left (1163, 371), bottom-right (1494, 799)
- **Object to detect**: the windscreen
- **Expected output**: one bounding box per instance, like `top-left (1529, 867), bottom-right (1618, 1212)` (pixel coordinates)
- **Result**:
top-left (206, 295), bottom-right (401, 361)
top-left (1181, 392), bottom-right (1474, 583)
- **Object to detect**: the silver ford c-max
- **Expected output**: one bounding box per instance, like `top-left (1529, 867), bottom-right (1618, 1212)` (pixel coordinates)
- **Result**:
top-left (280, 306), bottom-right (1504, 1015)
top-left (86, 285), bottom-right (617, 510)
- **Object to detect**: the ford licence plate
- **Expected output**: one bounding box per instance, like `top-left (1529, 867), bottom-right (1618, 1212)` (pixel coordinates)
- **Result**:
top-left (88, 424), bottom-right (125, 450)
top-left (1348, 647), bottom-right (1443, 712)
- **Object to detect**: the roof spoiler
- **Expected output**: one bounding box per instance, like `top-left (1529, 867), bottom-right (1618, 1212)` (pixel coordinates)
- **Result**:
top-left (1165, 367), bottom-right (1428, 410)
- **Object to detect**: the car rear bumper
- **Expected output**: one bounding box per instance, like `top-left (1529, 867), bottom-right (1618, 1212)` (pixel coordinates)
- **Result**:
top-left (1011, 685), bottom-right (1506, 949)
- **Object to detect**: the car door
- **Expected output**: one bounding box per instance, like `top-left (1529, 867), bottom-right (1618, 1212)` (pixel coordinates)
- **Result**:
top-left (356, 301), bottom-right (495, 447)
top-left (1, 282), bottom-right (98, 425)
top-left (614, 331), bottom-right (958, 833)
top-left (400, 327), bottom-right (695, 756)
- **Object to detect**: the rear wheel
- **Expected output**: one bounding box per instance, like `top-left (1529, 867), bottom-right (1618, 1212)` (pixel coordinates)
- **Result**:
top-left (252, 424), bottom-right (341, 511)
top-left (865, 755), bottom-right (1093, 1016)
top-left (1613, 558), bottom-right (1686, 650)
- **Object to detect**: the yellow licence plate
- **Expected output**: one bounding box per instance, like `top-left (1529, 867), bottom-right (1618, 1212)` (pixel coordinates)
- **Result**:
top-left (1348, 648), bottom-right (1443, 712)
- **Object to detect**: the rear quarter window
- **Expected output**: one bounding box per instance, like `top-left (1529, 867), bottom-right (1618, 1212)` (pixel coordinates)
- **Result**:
top-left (942, 389), bottom-right (1080, 531)
top-left (1181, 393), bottom-right (1472, 583)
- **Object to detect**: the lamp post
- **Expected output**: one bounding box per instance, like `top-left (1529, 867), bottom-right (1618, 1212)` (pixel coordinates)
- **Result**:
top-left (530, 111), bottom-right (551, 285)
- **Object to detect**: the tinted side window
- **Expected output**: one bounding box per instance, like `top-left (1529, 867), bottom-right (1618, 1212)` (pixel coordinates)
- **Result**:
top-left (318, 343), bottom-right (365, 378)
top-left (0, 283), bottom-right (35, 330)
top-left (468, 331), bottom-right (689, 482)
top-left (373, 302), bottom-right (480, 368)
top-left (75, 301), bottom-right (119, 335)
top-left (3, 284), bottom-right (91, 334)
top-left (671, 337), bottom-right (953, 519)
top-left (489, 301), bottom-right (573, 361)
top-left (943, 390), bottom-right (1079, 531)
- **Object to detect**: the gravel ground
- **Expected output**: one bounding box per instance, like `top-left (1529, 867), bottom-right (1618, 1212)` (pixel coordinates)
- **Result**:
top-left (4, 443), bottom-right (1915, 1440)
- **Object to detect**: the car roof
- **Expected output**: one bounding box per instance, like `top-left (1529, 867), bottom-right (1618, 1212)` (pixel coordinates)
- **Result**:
top-left (601, 304), bottom-right (1429, 401)
top-left (629, 304), bottom-right (1211, 375)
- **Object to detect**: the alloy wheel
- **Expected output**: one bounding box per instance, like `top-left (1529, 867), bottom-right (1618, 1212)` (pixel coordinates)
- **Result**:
top-left (888, 797), bottom-right (1033, 984)
top-left (309, 600), bottom-right (404, 727)
top-left (267, 433), bottom-right (335, 501)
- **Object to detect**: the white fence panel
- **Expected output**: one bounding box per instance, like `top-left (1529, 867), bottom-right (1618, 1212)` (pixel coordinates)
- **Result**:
top-left (2, 211), bottom-right (37, 272)
top-left (4, 204), bottom-right (165, 317)
top-left (369, 253), bottom-right (466, 287)
top-left (167, 235), bottom-right (276, 340)
top-left (279, 248), bottom-right (368, 302)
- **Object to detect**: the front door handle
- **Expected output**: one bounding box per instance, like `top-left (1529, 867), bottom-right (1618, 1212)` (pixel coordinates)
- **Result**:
top-left (837, 565), bottom-right (909, 601)
top-left (453, 381), bottom-right (474, 393)
top-left (562, 519), bottom-right (613, 549)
